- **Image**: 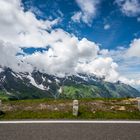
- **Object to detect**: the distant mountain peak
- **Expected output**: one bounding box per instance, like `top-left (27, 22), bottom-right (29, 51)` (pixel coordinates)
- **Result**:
top-left (0, 67), bottom-right (140, 100)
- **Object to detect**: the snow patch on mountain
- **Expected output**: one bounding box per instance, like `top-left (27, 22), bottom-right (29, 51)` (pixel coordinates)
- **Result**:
top-left (77, 74), bottom-right (88, 81)
top-left (42, 76), bottom-right (46, 82)
top-left (48, 79), bottom-right (52, 83)
top-left (58, 86), bottom-right (63, 93)
top-left (27, 75), bottom-right (45, 90)
top-left (55, 78), bottom-right (60, 83)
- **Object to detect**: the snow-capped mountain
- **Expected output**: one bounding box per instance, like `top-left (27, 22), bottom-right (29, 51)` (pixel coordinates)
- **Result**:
top-left (0, 67), bottom-right (140, 100)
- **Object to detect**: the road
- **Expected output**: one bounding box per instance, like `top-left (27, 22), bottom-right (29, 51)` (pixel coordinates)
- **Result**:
top-left (0, 121), bottom-right (140, 140)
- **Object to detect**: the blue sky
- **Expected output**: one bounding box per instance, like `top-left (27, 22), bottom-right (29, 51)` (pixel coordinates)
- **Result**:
top-left (0, 0), bottom-right (140, 88)
top-left (22, 0), bottom-right (140, 50)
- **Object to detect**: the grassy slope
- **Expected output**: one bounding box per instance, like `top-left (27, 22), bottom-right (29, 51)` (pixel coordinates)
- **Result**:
top-left (61, 85), bottom-right (102, 99)
top-left (0, 91), bottom-right (10, 101)
top-left (0, 98), bottom-right (140, 120)
top-left (62, 84), bottom-right (140, 99)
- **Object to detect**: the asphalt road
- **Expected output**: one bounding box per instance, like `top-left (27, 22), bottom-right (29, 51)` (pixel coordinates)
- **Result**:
top-left (0, 122), bottom-right (140, 140)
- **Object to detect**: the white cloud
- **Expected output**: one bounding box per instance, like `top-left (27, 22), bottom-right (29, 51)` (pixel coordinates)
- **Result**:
top-left (71, 12), bottom-right (82, 23)
top-left (104, 24), bottom-right (110, 30)
top-left (76, 57), bottom-right (119, 82)
top-left (115, 0), bottom-right (140, 17)
top-left (72, 0), bottom-right (100, 25)
top-left (99, 49), bottom-right (109, 55)
top-left (23, 29), bottom-right (100, 76)
top-left (0, 0), bottom-right (60, 47)
top-left (0, 40), bottom-right (33, 72)
top-left (0, 0), bottom-right (139, 88)
top-left (77, 38), bottom-right (99, 60)
top-left (119, 76), bottom-right (140, 86)
top-left (126, 38), bottom-right (140, 57)
top-left (104, 41), bottom-right (140, 86)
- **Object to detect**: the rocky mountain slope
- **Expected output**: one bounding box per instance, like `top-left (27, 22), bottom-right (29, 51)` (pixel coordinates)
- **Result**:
top-left (0, 67), bottom-right (140, 100)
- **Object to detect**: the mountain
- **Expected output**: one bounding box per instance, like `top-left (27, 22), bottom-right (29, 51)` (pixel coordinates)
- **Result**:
top-left (0, 67), bottom-right (140, 100)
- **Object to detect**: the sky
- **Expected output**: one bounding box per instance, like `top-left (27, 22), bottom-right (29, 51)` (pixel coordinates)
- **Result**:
top-left (0, 0), bottom-right (140, 88)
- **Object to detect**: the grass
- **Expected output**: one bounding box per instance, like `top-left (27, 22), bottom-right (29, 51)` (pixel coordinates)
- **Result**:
top-left (2, 97), bottom-right (131, 103)
top-left (2, 98), bottom-right (73, 106)
top-left (0, 98), bottom-right (140, 120)
top-left (0, 110), bottom-right (74, 120)
top-left (1, 109), bottom-right (140, 120)
top-left (0, 91), bottom-right (10, 101)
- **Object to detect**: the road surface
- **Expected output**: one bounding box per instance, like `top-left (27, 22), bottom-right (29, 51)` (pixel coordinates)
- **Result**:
top-left (0, 121), bottom-right (140, 140)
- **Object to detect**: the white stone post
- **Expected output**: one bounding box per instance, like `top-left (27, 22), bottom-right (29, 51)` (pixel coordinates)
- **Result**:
top-left (0, 100), bottom-right (2, 110)
top-left (73, 100), bottom-right (79, 116)
top-left (136, 97), bottom-right (140, 111)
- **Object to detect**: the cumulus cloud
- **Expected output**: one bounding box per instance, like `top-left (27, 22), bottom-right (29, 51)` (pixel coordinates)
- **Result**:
top-left (104, 40), bottom-right (140, 86)
top-left (0, 0), bottom-right (139, 87)
top-left (0, 40), bottom-right (32, 72)
top-left (72, 0), bottom-right (100, 25)
top-left (76, 57), bottom-right (119, 82)
top-left (0, 0), bottom-right (60, 47)
top-left (126, 38), bottom-right (140, 57)
top-left (23, 41), bottom-right (120, 83)
top-left (99, 49), bottom-right (109, 55)
top-left (23, 30), bottom-right (100, 76)
top-left (115, 0), bottom-right (140, 17)
top-left (77, 38), bottom-right (99, 60)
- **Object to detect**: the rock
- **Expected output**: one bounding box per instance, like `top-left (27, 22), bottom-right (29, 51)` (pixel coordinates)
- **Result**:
top-left (40, 104), bottom-right (47, 110)
top-left (118, 106), bottom-right (126, 111)
top-left (54, 107), bottom-right (58, 111)
top-left (73, 100), bottom-right (79, 116)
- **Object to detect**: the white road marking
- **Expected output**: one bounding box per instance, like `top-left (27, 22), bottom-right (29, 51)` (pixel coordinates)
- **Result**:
top-left (0, 121), bottom-right (140, 124)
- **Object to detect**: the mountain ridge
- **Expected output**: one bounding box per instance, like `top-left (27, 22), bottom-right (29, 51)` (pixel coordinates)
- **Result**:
top-left (0, 67), bottom-right (140, 100)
